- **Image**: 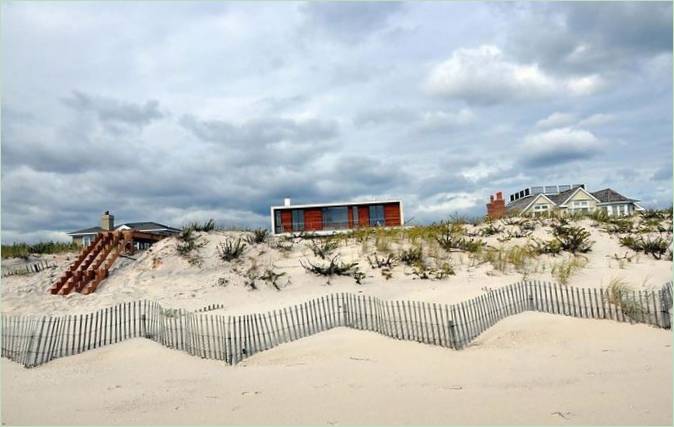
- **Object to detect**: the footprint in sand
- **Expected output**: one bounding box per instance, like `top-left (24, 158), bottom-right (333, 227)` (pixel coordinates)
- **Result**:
top-left (241, 391), bottom-right (261, 396)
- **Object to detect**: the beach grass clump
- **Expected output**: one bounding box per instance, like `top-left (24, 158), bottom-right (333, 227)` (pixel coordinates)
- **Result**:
top-left (300, 255), bottom-right (361, 283)
top-left (605, 278), bottom-right (644, 320)
top-left (259, 267), bottom-right (288, 291)
top-left (551, 256), bottom-right (588, 285)
top-left (478, 245), bottom-right (538, 274)
top-left (435, 223), bottom-right (485, 253)
top-left (368, 253), bottom-right (397, 280)
top-left (410, 260), bottom-right (455, 280)
top-left (244, 228), bottom-right (269, 245)
top-left (176, 229), bottom-right (207, 265)
top-left (185, 219), bottom-right (217, 232)
top-left (619, 235), bottom-right (671, 260)
top-left (216, 238), bottom-right (247, 262)
top-left (399, 246), bottom-right (423, 266)
top-left (1, 241), bottom-right (80, 259)
top-left (640, 236), bottom-right (671, 260)
top-left (308, 238), bottom-right (339, 259)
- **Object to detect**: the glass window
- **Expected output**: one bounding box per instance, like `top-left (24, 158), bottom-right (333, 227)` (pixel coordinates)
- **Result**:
top-left (369, 205), bottom-right (385, 226)
top-left (274, 211), bottom-right (283, 234)
top-left (352, 206), bottom-right (359, 226)
top-left (291, 210), bottom-right (304, 231)
top-left (322, 207), bottom-right (348, 229)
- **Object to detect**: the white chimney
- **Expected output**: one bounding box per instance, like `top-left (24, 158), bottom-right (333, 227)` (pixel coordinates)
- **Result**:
top-left (284, 198), bottom-right (291, 207)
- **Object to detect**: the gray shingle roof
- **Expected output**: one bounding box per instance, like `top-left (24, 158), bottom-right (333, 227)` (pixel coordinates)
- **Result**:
top-left (547, 188), bottom-right (578, 205)
top-left (506, 195), bottom-right (536, 211)
top-left (67, 222), bottom-right (180, 235)
top-left (591, 188), bottom-right (637, 203)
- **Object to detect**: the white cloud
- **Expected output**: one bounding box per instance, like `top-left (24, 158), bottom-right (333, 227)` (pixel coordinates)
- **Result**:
top-left (418, 108), bottom-right (475, 129)
top-left (578, 113), bottom-right (615, 127)
top-left (425, 45), bottom-right (605, 104)
top-left (536, 112), bottom-right (577, 129)
top-left (521, 127), bottom-right (604, 166)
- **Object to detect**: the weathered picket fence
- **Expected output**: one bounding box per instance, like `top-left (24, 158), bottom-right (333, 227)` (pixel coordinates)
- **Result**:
top-left (2, 260), bottom-right (54, 277)
top-left (2, 281), bottom-right (672, 368)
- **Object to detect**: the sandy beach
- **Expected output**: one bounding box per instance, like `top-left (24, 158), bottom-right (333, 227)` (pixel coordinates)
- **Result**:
top-left (2, 215), bottom-right (672, 425)
top-left (2, 312), bottom-right (671, 425)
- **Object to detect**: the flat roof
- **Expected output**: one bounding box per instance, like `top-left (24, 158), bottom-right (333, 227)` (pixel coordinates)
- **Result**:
top-left (271, 199), bottom-right (402, 210)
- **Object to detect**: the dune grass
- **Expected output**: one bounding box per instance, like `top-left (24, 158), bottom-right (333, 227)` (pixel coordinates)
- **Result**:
top-left (2, 241), bottom-right (80, 259)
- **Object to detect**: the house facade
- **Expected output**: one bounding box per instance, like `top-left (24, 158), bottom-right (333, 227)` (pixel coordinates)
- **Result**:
top-left (67, 211), bottom-right (181, 246)
top-left (270, 199), bottom-right (404, 234)
top-left (504, 185), bottom-right (643, 217)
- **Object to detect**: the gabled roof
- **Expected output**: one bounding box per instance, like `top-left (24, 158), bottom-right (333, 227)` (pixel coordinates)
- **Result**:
top-left (554, 186), bottom-right (600, 206)
top-left (506, 193), bottom-right (555, 212)
top-left (591, 188), bottom-right (638, 204)
top-left (67, 222), bottom-right (180, 236)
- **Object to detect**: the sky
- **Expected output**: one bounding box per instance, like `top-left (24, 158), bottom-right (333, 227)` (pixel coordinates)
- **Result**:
top-left (2, 1), bottom-right (672, 243)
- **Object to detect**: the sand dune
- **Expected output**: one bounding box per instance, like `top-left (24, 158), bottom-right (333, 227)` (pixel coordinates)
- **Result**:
top-left (2, 312), bottom-right (671, 425)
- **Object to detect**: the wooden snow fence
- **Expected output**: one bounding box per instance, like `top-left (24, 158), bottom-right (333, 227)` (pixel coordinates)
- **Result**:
top-left (2, 281), bottom-right (672, 368)
top-left (2, 260), bottom-right (54, 277)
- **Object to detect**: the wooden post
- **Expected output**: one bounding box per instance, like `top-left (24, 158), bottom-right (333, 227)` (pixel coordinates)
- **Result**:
top-left (448, 320), bottom-right (458, 350)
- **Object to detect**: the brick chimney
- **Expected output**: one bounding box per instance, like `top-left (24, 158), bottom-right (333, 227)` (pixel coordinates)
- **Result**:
top-left (101, 211), bottom-right (115, 231)
top-left (486, 192), bottom-right (506, 219)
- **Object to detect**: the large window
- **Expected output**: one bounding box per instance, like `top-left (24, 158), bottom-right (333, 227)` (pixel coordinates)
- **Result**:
top-left (291, 210), bottom-right (304, 232)
top-left (322, 206), bottom-right (348, 229)
top-left (369, 205), bottom-right (385, 226)
top-left (274, 211), bottom-right (283, 234)
top-left (352, 206), bottom-right (359, 226)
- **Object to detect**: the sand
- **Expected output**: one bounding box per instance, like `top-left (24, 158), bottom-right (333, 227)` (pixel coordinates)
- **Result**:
top-left (2, 216), bottom-right (671, 425)
top-left (1, 218), bottom-right (672, 316)
top-left (2, 312), bottom-right (671, 425)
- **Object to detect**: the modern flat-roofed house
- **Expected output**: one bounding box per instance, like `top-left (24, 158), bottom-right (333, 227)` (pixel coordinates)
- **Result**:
top-left (504, 184), bottom-right (643, 217)
top-left (67, 211), bottom-right (181, 246)
top-left (270, 199), bottom-right (404, 234)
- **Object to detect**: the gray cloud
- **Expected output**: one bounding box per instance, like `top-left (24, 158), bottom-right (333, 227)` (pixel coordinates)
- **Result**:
top-left (301, 2), bottom-right (404, 42)
top-left (1, 2), bottom-right (671, 242)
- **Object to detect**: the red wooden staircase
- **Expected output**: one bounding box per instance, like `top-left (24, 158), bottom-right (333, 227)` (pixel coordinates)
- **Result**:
top-left (49, 230), bottom-right (165, 295)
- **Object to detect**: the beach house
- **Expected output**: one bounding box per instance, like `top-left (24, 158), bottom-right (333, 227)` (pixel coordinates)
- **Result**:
top-left (501, 184), bottom-right (644, 217)
top-left (270, 199), bottom-right (404, 234)
top-left (67, 211), bottom-right (181, 246)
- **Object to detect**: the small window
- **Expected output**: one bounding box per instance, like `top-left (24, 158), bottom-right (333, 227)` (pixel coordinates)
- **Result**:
top-left (291, 210), bottom-right (304, 232)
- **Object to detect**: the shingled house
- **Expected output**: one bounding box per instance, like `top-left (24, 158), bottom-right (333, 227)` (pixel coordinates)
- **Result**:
top-left (67, 211), bottom-right (181, 246)
top-left (503, 185), bottom-right (644, 217)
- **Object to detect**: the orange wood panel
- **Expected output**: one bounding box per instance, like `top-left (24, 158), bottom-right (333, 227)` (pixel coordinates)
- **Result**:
top-left (384, 203), bottom-right (401, 226)
top-left (280, 210), bottom-right (292, 232)
top-left (304, 208), bottom-right (323, 231)
top-left (358, 205), bottom-right (370, 227)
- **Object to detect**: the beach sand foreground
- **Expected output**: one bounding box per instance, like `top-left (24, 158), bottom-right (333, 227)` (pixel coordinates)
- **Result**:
top-left (2, 312), bottom-right (671, 425)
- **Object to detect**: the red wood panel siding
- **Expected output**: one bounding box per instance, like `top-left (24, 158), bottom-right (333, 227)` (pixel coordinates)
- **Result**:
top-left (303, 208), bottom-right (323, 231)
top-left (280, 210), bottom-right (292, 232)
top-left (358, 205), bottom-right (370, 227)
top-left (384, 203), bottom-right (401, 226)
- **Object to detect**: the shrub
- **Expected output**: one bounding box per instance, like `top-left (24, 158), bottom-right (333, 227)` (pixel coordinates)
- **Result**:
top-left (552, 223), bottom-right (593, 253)
top-left (270, 238), bottom-right (294, 253)
top-left (308, 238), bottom-right (339, 259)
top-left (410, 261), bottom-right (454, 280)
top-left (478, 223), bottom-right (503, 237)
top-left (244, 229), bottom-right (269, 245)
top-left (217, 238), bottom-right (247, 261)
top-left (478, 245), bottom-right (538, 274)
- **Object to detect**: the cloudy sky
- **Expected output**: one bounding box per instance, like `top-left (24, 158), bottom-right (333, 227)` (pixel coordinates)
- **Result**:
top-left (2, 1), bottom-right (672, 242)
